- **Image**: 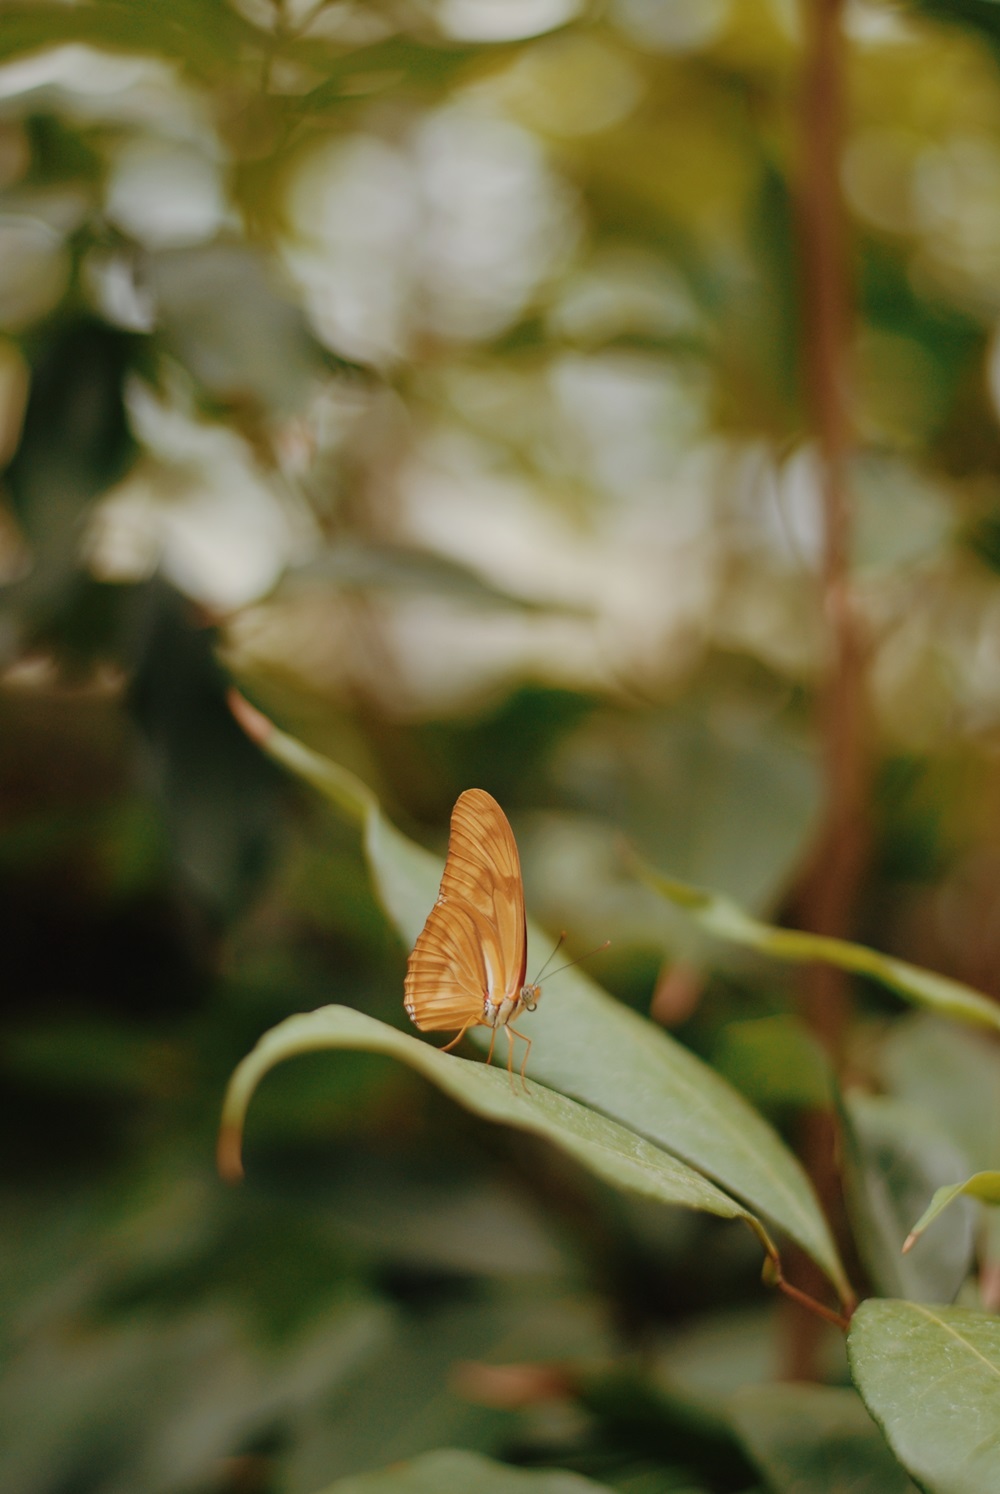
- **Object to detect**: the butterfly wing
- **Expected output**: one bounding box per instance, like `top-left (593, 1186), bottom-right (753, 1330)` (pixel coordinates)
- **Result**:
top-left (404, 789), bottom-right (528, 1032)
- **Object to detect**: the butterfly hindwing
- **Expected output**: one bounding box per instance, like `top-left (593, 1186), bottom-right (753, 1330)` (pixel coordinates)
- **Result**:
top-left (404, 789), bottom-right (528, 1033)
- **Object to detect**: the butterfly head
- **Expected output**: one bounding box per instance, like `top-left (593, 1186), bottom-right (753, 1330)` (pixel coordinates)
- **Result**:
top-left (520, 983), bottom-right (541, 1013)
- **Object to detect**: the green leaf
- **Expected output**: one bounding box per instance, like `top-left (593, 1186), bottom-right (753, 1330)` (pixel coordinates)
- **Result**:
top-left (313, 1448), bottom-right (616, 1494)
top-left (881, 1016), bottom-right (1000, 1175)
top-left (636, 859), bottom-right (1000, 1033)
top-left (288, 1288), bottom-right (606, 1490)
top-left (840, 1092), bottom-right (976, 1301)
top-left (848, 1299), bottom-right (1000, 1494)
top-left (712, 1015), bottom-right (831, 1112)
top-left (730, 1384), bottom-right (917, 1494)
top-left (219, 1005), bottom-right (778, 1264)
top-left (227, 697), bottom-right (850, 1304)
top-left (904, 1171), bottom-right (1000, 1254)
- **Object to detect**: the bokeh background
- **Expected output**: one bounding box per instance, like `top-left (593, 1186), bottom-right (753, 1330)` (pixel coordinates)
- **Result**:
top-left (4, 1), bottom-right (1000, 1490)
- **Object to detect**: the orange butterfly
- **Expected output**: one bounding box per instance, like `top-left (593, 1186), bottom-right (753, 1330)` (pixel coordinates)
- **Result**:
top-left (405, 788), bottom-right (541, 1087)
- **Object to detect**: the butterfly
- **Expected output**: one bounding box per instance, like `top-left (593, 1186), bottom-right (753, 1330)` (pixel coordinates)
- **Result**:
top-left (404, 788), bottom-right (541, 1087)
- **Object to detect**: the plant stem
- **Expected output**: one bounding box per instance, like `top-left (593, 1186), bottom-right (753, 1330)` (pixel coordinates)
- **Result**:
top-left (786, 0), bottom-right (868, 1374)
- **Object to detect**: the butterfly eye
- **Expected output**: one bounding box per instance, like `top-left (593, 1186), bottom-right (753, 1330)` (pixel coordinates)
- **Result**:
top-left (522, 985), bottom-right (540, 1012)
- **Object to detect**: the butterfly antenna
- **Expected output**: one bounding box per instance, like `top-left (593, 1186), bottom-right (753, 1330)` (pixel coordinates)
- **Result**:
top-left (538, 939), bottom-right (611, 984)
top-left (530, 931), bottom-right (567, 985)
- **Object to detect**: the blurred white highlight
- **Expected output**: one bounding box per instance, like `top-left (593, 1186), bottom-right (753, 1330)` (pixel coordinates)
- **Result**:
top-left (283, 107), bottom-right (578, 362)
top-left (437, 0), bottom-right (582, 41)
top-left (105, 139), bottom-right (229, 249)
top-left (86, 382), bottom-right (316, 613)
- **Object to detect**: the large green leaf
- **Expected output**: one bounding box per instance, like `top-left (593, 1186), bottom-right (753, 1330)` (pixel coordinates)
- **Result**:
top-left (730, 1383), bottom-right (917, 1494)
top-left (637, 861), bottom-right (1000, 1033)
top-left (313, 1448), bottom-right (615, 1494)
top-left (227, 696), bottom-right (850, 1303)
top-left (219, 1005), bottom-right (778, 1265)
top-left (848, 1299), bottom-right (1000, 1494)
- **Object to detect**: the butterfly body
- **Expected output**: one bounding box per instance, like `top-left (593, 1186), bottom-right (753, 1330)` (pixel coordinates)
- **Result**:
top-left (404, 788), bottom-right (540, 1085)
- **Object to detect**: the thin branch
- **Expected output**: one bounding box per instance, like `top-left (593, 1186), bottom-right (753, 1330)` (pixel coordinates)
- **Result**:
top-left (786, 0), bottom-right (869, 1376)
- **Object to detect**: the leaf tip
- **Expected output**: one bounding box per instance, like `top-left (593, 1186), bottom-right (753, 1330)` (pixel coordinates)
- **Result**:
top-left (217, 1121), bottom-right (245, 1185)
top-left (902, 1231), bottom-right (917, 1255)
top-left (228, 689), bottom-right (273, 746)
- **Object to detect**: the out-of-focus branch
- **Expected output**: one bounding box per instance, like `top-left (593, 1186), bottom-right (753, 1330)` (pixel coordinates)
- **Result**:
top-left (787, 0), bottom-right (869, 1376)
top-left (798, 0), bottom-right (869, 1050)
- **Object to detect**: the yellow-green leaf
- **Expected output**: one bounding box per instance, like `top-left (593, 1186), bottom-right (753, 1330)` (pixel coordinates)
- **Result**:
top-left (637, 859), bottom-right (1000, 1032)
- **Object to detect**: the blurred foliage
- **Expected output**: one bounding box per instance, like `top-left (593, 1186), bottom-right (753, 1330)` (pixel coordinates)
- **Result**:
top-left (3, 0), bottom-right (1000, 1491)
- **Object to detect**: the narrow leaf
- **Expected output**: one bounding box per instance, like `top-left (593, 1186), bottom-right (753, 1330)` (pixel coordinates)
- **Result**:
top-left (228, 697), bottom-right (850, 1304)
top-left (637, 860), bottom-right (1000, 1033)
top-left (848, 1298), bottom-right (1000, 1494)
top-left (904, 1171), bottom-right (1000, 1254)
top-left (219, 1005), bottom-right (778, 1269)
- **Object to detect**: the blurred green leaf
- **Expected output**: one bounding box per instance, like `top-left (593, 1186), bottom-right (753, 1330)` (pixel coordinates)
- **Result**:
top-left (652, 1304), bottom-right (846, 1419)
top-left (881, 1016), bottom-right (1000, 1175)
top-left (149, 243), bottom-right (322, 414)
top-left (910, 0), bottom-right (1000, 51)
top-left (313, 1447), bottom-right (616, 1494)
top-left (289, 1287), bottom-right (607, 1490)
top-left (637, 859), bottom-right (1000, 1032)
top-left (730, 1384), bottom-right (916, 1494)
top-left (298, 37), bottom-right (514, 113)
top-left (556, 704), bottom-right (820, 926)
top-left (283, 541), bottom-right (589, 613)
top-left (711, 1015), bottom-right (831, 1113)
top-left (904, 1171), bottom-right (1000, 1253)
top-left (4, 319), bottom-right (136, 631)
top-left (0, 0), bottom-right (256, 75)
top-left (129, 585), bottom-right (284, 917)
top-left (840, 1092), bottom-right (976, 1301)
top-left (3, 1019), bottom-right (181, 1098)
top-left (848, 1299), bottom-right (1000, 1494)
top-left (230, 700), bottom-right (850, 1301)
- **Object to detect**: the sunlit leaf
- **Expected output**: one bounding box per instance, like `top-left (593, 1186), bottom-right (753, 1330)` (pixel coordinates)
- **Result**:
top-left (226, 697), bottom-right (850, 1303)
top-left (848, 1299), bottom-right (1000, 1494)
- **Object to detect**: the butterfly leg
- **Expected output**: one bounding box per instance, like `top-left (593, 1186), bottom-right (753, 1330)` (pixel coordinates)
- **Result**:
top-left (440, 1019), bottom-right (476, 1054)
top-left (484, 1025), bottom-right (499, 1068)
top-left (506, 1024), bottom-right (532, 1093)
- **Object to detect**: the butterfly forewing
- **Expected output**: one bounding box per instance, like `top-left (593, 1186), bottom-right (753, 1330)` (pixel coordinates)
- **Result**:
top-left (404, 789), bottom-right (528, 1033)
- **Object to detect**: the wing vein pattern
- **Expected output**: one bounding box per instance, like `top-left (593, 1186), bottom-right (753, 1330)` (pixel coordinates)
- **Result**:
top-left (405, 789), bottom-right (527, 1031)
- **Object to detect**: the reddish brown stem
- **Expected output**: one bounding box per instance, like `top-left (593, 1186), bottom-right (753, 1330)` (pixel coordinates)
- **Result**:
top-left (799, 0), bottom-right (868, 992)
top-left (774, 1268), bottom-right (852, 1334)
top-left (787, 0), bottom-right (868, 1374)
